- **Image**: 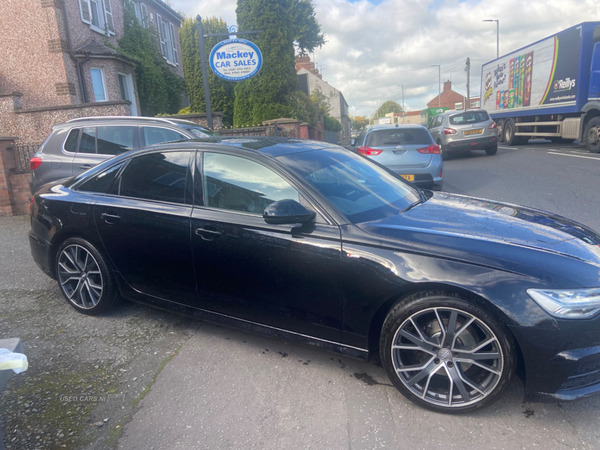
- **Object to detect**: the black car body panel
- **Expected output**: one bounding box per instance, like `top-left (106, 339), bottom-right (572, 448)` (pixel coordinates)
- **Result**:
top-left (29, 138), bottom-right (600, 403)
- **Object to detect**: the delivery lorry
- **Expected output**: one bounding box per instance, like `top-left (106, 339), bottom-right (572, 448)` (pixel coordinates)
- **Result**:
top-left (480, 22), bottom-right (600, 152)
top-left (420, 107), bottom-right (449, 127)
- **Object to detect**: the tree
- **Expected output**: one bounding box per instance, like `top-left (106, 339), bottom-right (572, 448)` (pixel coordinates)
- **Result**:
top-left (289, 0), bottom-right (325, 54)
top-left (351, 115), bottom-right (367, 132)
top-left (373, 100), bottom-right (403, 119)
top-left (233, 0), bottom-right (324, 127)
top-left (118, 0), bottom-right (185, 116)
top-left (179, 17), bottom-right (236, 127)
top-left (310, 86), bottom-right (332, 117)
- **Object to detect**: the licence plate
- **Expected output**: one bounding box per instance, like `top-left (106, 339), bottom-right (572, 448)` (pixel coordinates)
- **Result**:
top-left (464, 129), bottom-right (483, 136)
top-left (400, 174), bottom-right (414, 181)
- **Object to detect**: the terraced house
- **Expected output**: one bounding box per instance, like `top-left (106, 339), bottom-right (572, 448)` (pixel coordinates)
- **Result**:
top-left (0, 0), bottom-right (184, 143)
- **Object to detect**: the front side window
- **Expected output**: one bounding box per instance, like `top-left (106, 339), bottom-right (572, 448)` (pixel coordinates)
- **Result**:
top-left (142, 127), bottom-right (186, 146)
top-left (279, 148), bottom-right (419, 223)
top-left (90, 68), bottom-right (107, 102)
top-left (114, 151), bottom-right (193, 204)
top-left (202, 153), bottom-right (299, 214)
top-left (97, 126), bottom-right (135, 155)
top-left (79, 127), bottom-right (96, 153)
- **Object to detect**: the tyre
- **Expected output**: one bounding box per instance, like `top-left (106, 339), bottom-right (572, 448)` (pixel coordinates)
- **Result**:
top-left (496, 120), bottom-right (505, 143)
top-left (380, 292), bottom-right (515, 414)
top-left (503, 119), bottom-right (516, 145)
top-left (55, 237), bottom-right (120, 315)
top-left (485, 145), bottom-right (498, 156)
top-left (439, 142), bottom-right (451, 161)
top-left (584, 117), bottom-right (600, 153)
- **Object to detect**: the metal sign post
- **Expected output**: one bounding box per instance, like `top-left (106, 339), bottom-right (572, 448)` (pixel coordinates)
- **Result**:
top-left (195, 16), bottom-right (261, 130)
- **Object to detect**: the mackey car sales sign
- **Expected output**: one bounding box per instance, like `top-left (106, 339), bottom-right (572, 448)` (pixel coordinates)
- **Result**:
top-left (209, 39), bottom-right (263, 81)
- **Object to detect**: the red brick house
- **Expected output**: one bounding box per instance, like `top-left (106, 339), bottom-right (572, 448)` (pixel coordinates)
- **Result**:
top-left (0, 0), bottom-right (184, 142)
top-left (427, 81), bottom-right (467, 110)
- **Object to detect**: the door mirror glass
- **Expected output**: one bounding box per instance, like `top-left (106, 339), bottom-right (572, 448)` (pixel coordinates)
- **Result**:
top-left (263, 199), bottom-right (315, 225)
top-left (350, 139), bottom-right (356, 147)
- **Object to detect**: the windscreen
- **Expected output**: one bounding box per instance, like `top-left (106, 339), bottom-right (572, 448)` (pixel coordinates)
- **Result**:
top-left (279, 148), bottom-right (420, 223)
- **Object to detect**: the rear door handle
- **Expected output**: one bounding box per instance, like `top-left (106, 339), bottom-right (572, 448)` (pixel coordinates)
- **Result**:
top-left (79, 164), bottom-right (93, 170)
top-left (100, 212), bottom-right (121, 224)
top-left (195, 226), bottom-right (222, 241)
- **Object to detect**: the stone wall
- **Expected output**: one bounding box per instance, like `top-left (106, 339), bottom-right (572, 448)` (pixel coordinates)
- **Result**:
top-left (0, 138), bottom-right (21, 216)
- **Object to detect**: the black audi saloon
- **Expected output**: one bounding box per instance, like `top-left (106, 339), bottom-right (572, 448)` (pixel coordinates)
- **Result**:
top-left (28, 137), bottom-right (600, 413)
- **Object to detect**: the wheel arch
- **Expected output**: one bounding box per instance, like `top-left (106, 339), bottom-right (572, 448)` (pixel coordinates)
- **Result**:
top-left (367, 283), bottom-right (526, 381)
top-left (49, 229), bottom-right (109, 279)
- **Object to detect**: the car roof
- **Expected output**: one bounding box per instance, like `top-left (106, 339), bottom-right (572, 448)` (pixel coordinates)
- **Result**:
top-left (438, 109), bottom-right (487, 118)
top-left (63, 116), bottom-right (205, 128)
top-left (112, 137), bottom-right (343, 160)
top-left (366, 124), bottom-right (427, 132)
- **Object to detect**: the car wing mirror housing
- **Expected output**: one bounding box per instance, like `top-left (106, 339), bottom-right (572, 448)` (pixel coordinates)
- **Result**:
top-left (350, 139), bottom-right (356, 146)
top-left (263, 199), bottom-right (316, 225)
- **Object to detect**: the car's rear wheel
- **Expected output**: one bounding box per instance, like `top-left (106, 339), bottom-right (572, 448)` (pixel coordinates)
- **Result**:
top-left (380, 292), bottom-right (515, 414)
top-left (439, 142), bottom-right (451, 161)
top-left (56, 237), bottom-right (119, 315)
top-left (485, 145), bottom-right (498, 156)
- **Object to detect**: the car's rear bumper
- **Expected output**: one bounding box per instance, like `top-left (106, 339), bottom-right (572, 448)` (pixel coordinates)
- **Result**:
top-left (29, 230), bottom-right (54, 279)
top-left (445, 135), bottom-right (497, 153)
top-left (387, 157), bottom-right (443, 189)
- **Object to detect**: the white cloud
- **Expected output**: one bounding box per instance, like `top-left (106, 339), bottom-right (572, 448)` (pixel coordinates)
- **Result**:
top-left (170, 0), bottom-right (600, 116)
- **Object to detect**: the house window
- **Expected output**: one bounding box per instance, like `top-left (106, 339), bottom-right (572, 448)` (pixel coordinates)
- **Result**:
top-left (79, 0), bottom-right (114, 35)
top-left (156, 14), bottom-right (178, 65)
top-left (90, 68), bottom-right (107, 102)
top-left (134, 2), bottom-right (149, 28)
top-left (118, 73), bottom-right (138, 116)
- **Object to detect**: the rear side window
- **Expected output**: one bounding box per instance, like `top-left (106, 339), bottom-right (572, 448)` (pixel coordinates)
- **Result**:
top-left (449, 111), bottom-right (490, 125)
top-left (143, 127), bottom-right (186, 146)
top-left (113, 151), bottom-right (193, 204)
top-left (79, 127), bottom-right (96, 153)
top-left (64, 129), bottom-right (80, 152)
top-left (97, 126), bottom-right (135, 155)
top-left (366, 129), bottom-right (433, 146)
top-left (78, 162), bottom-right (125, 194)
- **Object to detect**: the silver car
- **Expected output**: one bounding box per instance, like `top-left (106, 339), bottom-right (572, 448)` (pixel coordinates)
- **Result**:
top-left (352, 124), bottom-right (443, 190)
top-left (29, 116), bottom-right (220, 194)
top-left (428, 110), bottom-right (498, 160)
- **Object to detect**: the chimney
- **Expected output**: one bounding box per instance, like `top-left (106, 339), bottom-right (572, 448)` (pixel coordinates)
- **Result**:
top-left (443, 80), bottom-right (452, 92)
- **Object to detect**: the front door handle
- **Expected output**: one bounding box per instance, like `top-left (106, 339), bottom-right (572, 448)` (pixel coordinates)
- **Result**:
top-left (100, 212), bottom-right (121, 224)
top-left (195, 226), bottom-right (222, 241)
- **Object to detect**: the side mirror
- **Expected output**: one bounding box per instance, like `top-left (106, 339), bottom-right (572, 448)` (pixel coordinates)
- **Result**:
top-left (263, 199), bottom-right (315, 225)
top-left (350, 139), bottom-right (356, 147)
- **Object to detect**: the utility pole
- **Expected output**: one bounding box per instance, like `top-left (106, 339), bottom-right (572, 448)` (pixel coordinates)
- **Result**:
top-left (397, 85), bottom-right (404, 123)
top-left (465, 57), bottom-right (471, 110)
top-left (431, 65), bottom-right (441, 107)
top-left (196, 16), bottom-right (213, 129)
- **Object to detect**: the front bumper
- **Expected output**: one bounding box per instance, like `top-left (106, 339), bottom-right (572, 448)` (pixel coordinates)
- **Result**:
top-left (510, 322), bottom-right (600, 403)
top-left (444, 135), bottom-right (497, 153)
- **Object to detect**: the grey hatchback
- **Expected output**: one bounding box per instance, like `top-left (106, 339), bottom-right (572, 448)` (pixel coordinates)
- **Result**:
top-left (352, 124), bottom-right (443, 190)
top-left (427, 110), bottom-right (498, 160)
top-left (29, 116), bottom-right (219, 194)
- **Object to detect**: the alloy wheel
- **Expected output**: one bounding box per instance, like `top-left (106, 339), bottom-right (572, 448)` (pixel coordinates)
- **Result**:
top-left (391, 307), bottom-right (503, 408)
top-left (57, 244), bottom-right (104, 309)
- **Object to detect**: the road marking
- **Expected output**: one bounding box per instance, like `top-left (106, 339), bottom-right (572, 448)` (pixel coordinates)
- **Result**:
top-left (547, 151), bottom-right (600, 160)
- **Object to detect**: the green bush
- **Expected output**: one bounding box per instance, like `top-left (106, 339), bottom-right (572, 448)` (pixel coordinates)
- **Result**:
top-left (324, 115), bottom-right (342, 132)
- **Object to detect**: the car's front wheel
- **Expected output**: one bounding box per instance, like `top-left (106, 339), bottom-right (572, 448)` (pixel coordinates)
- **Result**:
top-left (55, 237), bottom-right (120, 315)
top-left (380, 292), bottom-right (515, 414)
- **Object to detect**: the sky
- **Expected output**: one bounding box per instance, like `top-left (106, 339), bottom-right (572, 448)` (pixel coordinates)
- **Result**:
top-left (169, 0), bottom-right (600, 117)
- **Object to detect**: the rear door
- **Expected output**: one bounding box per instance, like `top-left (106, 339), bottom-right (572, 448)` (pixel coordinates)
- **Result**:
top-left (365, 128), bottom-right (435, 171)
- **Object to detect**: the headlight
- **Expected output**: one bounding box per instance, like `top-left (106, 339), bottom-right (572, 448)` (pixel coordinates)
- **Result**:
top-left (527, 288), bottom-right (600, 319)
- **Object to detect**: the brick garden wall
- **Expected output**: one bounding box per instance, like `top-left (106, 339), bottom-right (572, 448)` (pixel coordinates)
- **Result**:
top-left (0, 138), bottom-right (20, 216)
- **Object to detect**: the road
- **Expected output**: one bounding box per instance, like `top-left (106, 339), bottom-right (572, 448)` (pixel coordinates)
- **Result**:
top-left (1, 142), bottom-right (600, 450)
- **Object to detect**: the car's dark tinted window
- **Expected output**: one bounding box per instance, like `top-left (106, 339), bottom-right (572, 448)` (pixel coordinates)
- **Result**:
top-left (366, 129), bottom-right (432, 146)
top-left (78, 162), bottom-right (125, 194)
top-left (202, 153), bottom-right (299, 214)
top-left (79, 127), bottom-right (96, 153)
top-left (279, 148), bottom-right (419, 223)
top-left (64, 129), bottom-right (80, 152)
top-left (114, 151), bottom-right (193, 204)
top-left (185, 127), bottom-right (219, 138)
top-left (143, 127), bottom-right (186, 146)
top-left (449, 111), bottom-right (490, 125)
top-left (97, 126), bottom-right (135, 155)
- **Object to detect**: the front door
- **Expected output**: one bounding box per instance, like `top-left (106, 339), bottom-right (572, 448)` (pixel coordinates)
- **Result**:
top-left (191, 151), bottom-right (343, 342)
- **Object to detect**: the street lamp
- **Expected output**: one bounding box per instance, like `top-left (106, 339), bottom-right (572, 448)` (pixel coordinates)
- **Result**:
top-left (483, 19), bottom-right (500, 58)
top-left (397, 84), bottom-right (404, 122)
top-left (431, 65), bottom-right (441, 107)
